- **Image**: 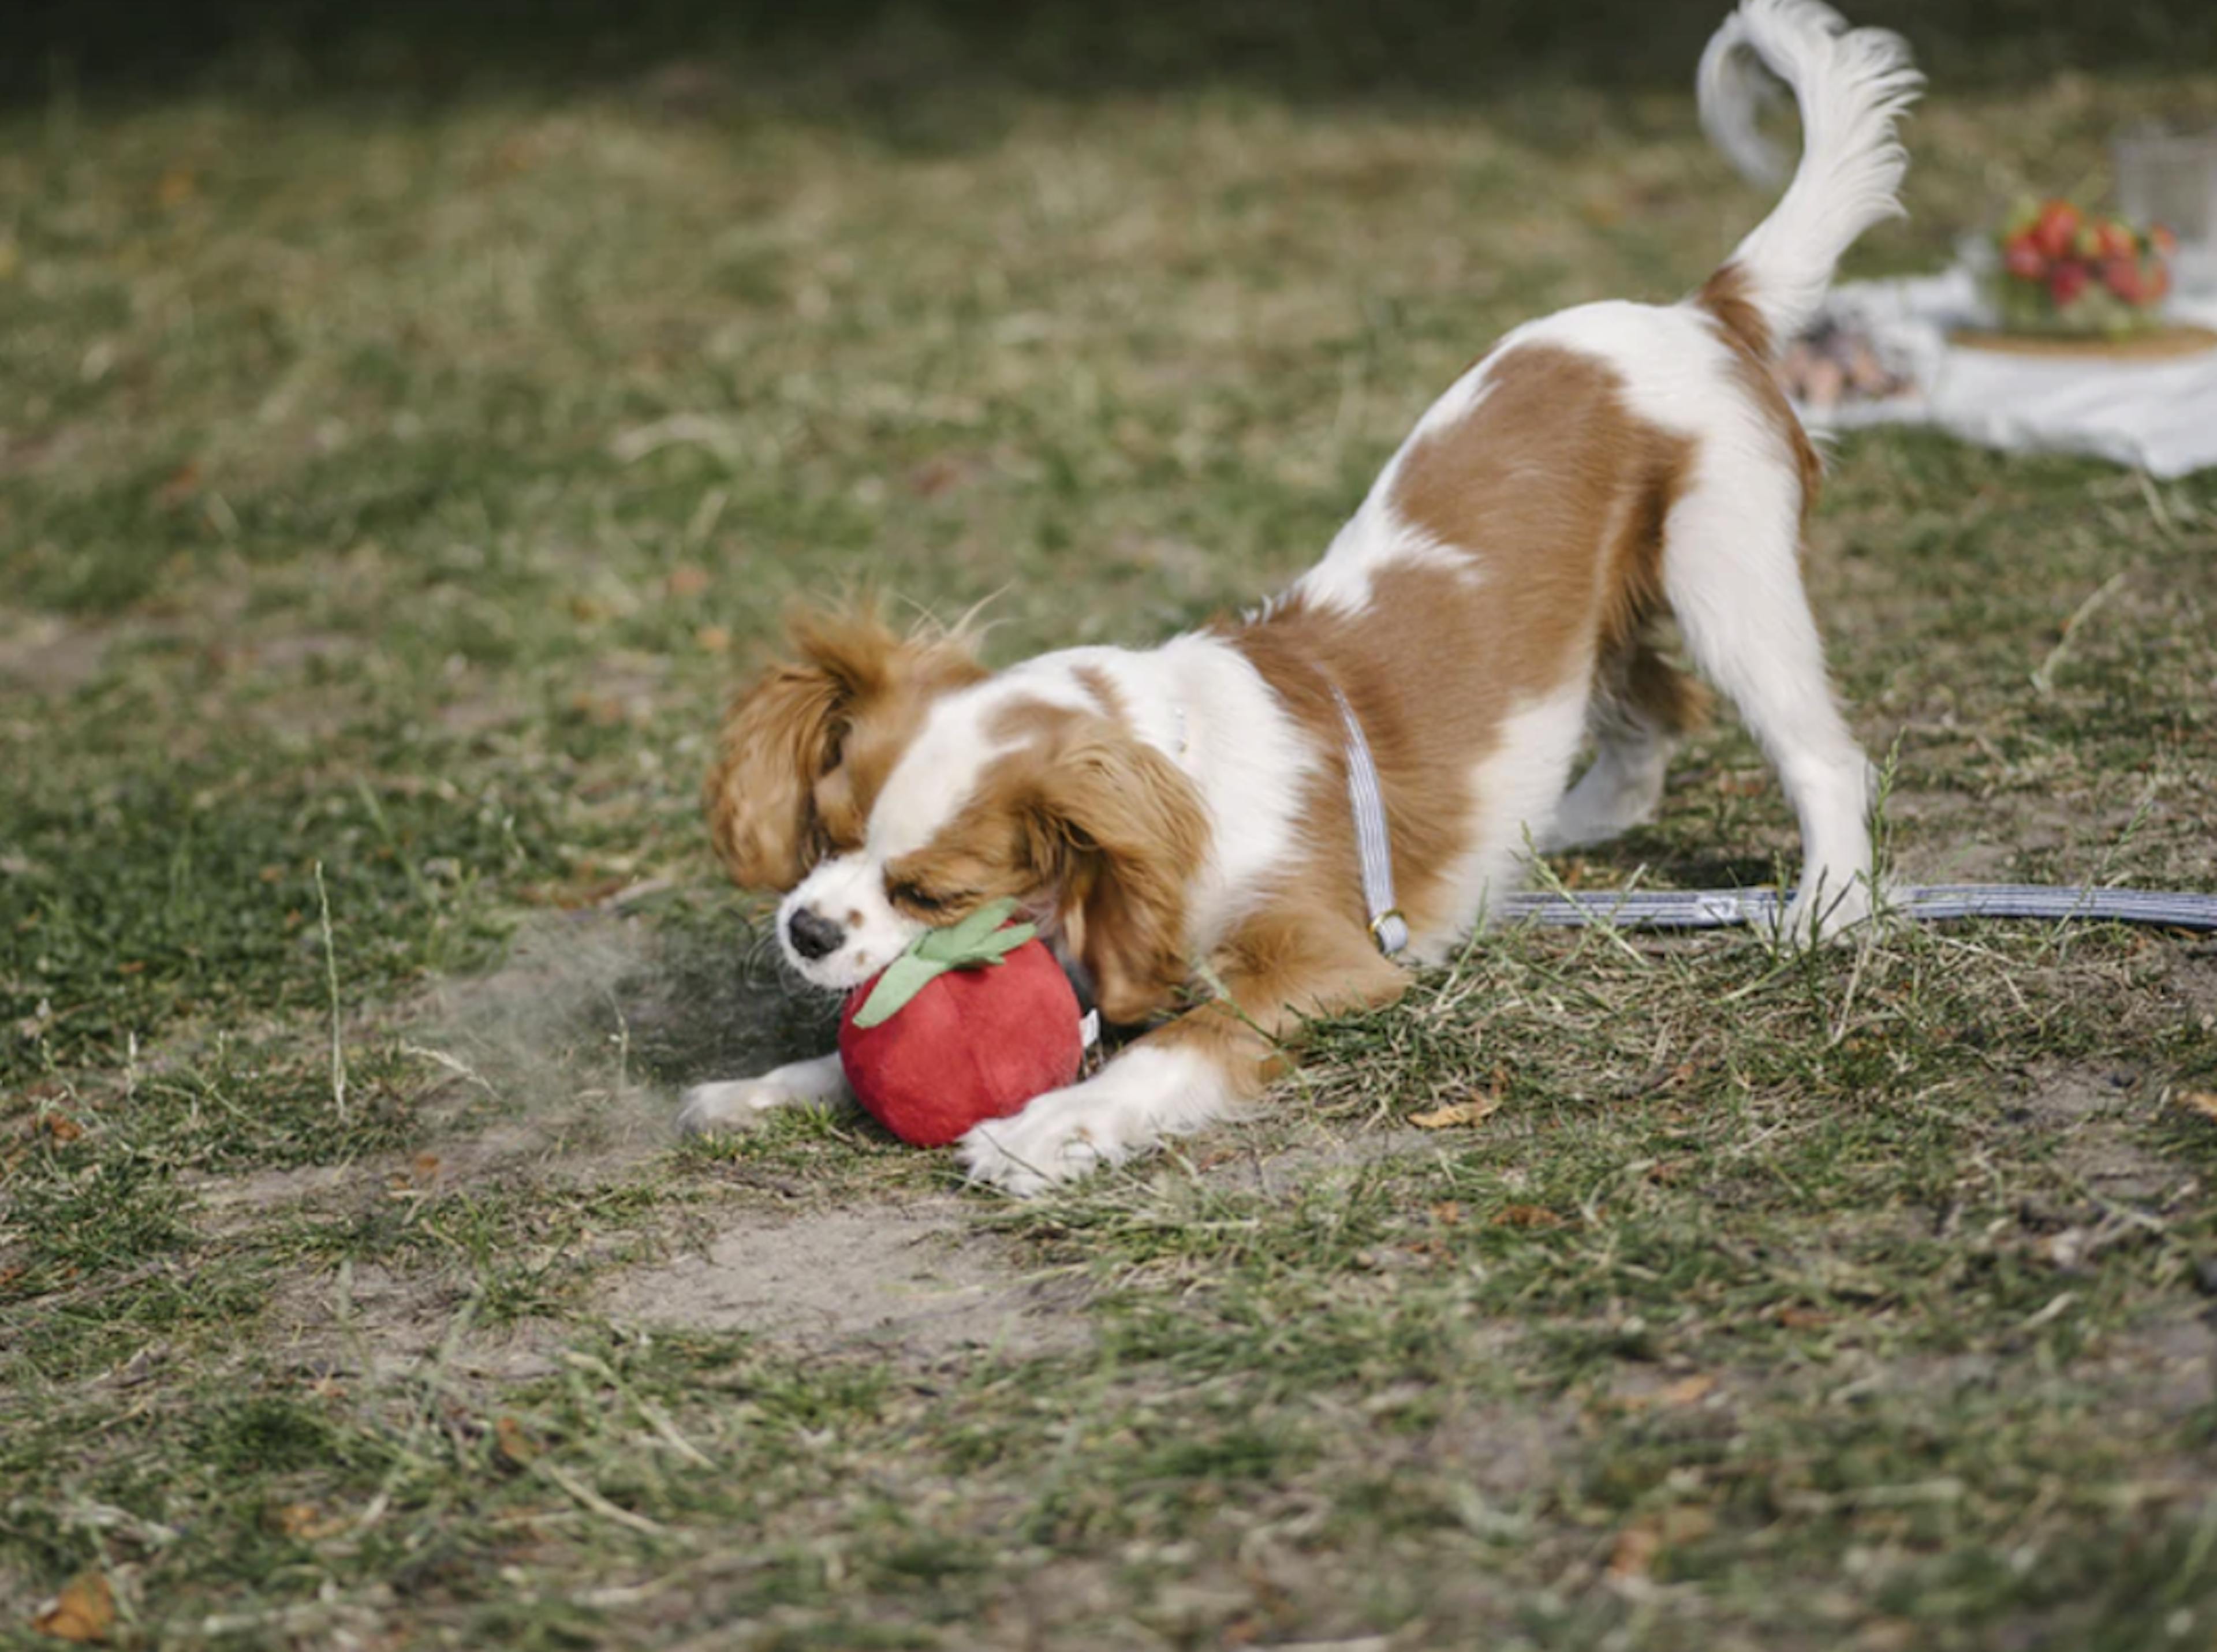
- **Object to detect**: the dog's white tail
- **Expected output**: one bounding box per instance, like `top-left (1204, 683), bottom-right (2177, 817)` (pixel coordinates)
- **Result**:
top-left (1693, 0), bottom-right (1922, 356)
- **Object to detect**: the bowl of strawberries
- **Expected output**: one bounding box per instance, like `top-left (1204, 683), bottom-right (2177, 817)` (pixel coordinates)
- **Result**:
top-left (1991, 199), bottom-right (2177, 337)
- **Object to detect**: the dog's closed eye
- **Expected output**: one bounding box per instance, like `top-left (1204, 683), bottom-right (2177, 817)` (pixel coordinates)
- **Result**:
top-left (889, 880), bottom-right (966, 916)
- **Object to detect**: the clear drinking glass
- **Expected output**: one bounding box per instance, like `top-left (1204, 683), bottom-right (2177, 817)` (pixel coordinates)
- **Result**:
top-left (2114, 126), bottom-right (2217, 296)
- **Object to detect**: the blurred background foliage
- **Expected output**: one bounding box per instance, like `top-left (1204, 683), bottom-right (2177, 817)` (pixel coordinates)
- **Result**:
top-left (12, 0), bottom-right (2217, 113)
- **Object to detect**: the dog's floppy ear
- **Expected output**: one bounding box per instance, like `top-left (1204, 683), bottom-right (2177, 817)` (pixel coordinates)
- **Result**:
top-left (706, 605), bottom-right (981, 891)
top-left (1024, 716), bottom-right (1210, 1026)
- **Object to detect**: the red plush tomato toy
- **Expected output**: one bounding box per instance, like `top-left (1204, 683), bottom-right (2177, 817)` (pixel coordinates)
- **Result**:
top-left (838, 900), bottom-right (1085, 1147)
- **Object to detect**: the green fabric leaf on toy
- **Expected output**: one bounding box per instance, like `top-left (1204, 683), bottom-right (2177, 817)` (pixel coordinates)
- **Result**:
top-left (851, 897), bottom-right (1039, 1028)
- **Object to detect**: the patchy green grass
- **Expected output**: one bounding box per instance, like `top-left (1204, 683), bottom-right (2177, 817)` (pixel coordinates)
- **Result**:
top-left (5, 9), bottom-right (2217, 1649)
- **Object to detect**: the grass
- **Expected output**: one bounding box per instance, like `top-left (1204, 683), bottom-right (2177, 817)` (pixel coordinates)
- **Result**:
top-left (5, 8), bottom-right (2217, 1647)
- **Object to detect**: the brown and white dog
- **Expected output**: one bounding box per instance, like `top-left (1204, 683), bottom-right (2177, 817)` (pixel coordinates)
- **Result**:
top-left (680, 0), bottom-right (1920, 1193)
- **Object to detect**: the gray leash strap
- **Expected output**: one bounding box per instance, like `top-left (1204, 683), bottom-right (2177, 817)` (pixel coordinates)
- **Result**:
top-left (1498, 884), bottom-right (2217, 933)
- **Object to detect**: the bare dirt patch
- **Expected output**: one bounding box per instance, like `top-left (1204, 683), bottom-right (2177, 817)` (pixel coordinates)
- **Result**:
top-left (1188, 1121), bottom-right (1443, 1197)
top-left (599, 1197), bottom-right (1089, 1360)
top-left (185, 1116), bottom-right (669, 1239)
top-left (1883, 787), bottom-right (2156, 885)
top-left (2016, 1063), bottom-right (2180, 1206)
top-left (2169, 946), bottom-right (2217, 1023)
top-left (2095, 1310), bottom-right (2217, 1426)
top-left (266, 1259), bottom-right (568, 1386)
top-left (0, 611), bottom-right (123, 697)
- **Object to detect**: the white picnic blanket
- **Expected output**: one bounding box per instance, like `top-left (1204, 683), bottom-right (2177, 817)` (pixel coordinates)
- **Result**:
top-left (1805, 267), bottom-right (2217, 478)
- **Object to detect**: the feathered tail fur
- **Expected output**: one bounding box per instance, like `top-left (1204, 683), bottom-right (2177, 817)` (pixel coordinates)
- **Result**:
top-left (1693, 0), bottom-right (1923, 356)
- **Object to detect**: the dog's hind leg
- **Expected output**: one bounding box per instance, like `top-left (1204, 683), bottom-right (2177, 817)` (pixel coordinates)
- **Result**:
top-left (1660, 458), bottom-right (1875, 942)
top-left (1544, 634), bottom-right (1710, 852)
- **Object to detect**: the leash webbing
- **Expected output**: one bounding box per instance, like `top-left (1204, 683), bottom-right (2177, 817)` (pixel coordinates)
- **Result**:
top-left (1498, 884), bottom-right (2217, 933)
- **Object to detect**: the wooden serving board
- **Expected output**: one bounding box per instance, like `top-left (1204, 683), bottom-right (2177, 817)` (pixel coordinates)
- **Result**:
top-left (1948, 324), bottom-right (2217, 361)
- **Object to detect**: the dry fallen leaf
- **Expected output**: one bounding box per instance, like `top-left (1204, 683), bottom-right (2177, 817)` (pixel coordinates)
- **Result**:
top-left (1854, 1618), bottom-right (1918, 1652)
top-left (1410, 1093), bottom-right (1502, 1130)
top-left (1494, 1204), bottom-right (1566, 1229)
top-left (155, 461), bottom-right (201, 508)
top-left (494, 1415), bottom-right (539, 1469)
top-left (907, 456), bottom-right (966, 497)
top-left (1658, 1373), bottom-right (1716, 1408)
top-left (665, 565), bottom-right (712, 599)
top-left (32, 1571), bottom-right (114, 1643)
top-left (2175, 1091), bottom-right (2217, 1123)
top-left (1607, 1523), bottom-right (1660, 1581)
top-left (1428, 1201), bottom-right (1465, 1227)
top-left (695, 623), bottom-right (732, 654)
top-left (35, 1113), bottom-right (83, 1143)
top-left (2041, 1226), bottom-right (2091, 1270)
top-left (274, 1501), bottom-right (326, 1538)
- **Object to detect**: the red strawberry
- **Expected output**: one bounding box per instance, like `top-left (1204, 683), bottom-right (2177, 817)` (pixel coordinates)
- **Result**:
top-left (2100, 256), bottom-right (2147, 304)
top-left (2047, 260), bottom-right (2089, 306)
top-left (2003, 231), bottom-right (2047, 281)
top-left (2095, 219), bottom-right (2138, 260)
top-left (2031, 200), bottom-right (2082, 262)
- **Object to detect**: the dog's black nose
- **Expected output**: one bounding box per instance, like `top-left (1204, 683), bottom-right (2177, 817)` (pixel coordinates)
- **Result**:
top-left (786, 906), bottom-right (844, 962)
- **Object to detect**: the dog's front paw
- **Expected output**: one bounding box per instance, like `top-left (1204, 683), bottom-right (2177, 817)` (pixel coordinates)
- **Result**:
top-left (955, 1047), bottom-right (1224, 1197)
top-left (675, 1078), bottom-right (794, 1138)
top-left (674, 1068), bottom-right (816, 1135)
top-left (956, 1097), bottom-right (1110, 1197)
top-left (676, 1055), bottom-right (852, 1138)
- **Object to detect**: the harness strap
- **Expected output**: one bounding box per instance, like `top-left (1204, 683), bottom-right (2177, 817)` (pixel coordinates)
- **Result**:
top-left (1327, 683), bottom-right (1409, 956)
